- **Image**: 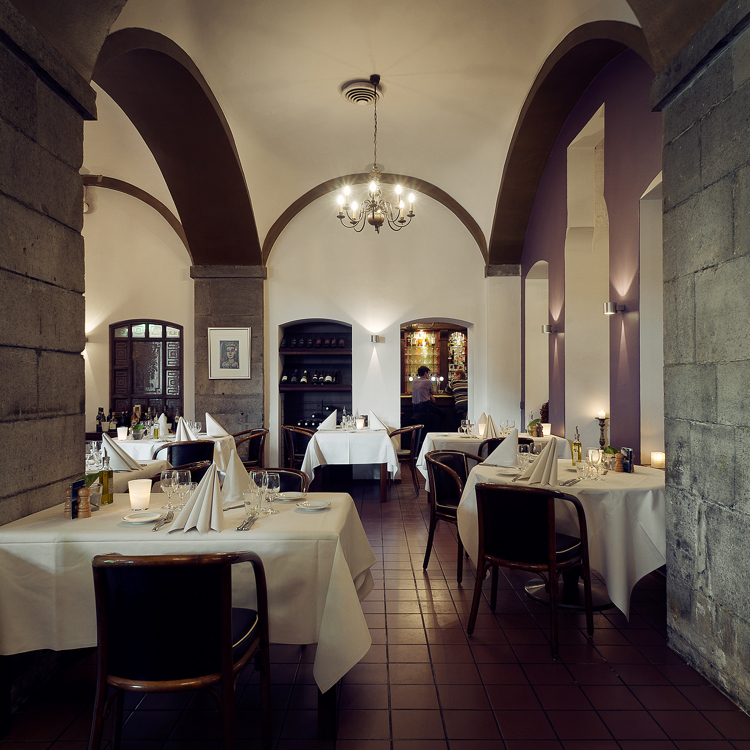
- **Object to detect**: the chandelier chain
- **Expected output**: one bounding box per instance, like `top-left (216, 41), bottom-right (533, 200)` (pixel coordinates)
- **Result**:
top-left (373, 79), bottom-right (378, 169)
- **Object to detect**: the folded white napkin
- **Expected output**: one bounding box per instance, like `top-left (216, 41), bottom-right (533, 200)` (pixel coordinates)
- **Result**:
top-left (368, 411), bottom-right (388, 431)
top-left (221, 447), bottom-right (251, 506)
top-left (484, 415), bottom-right (501, 439)
top-left (175, 417), bottom-right (197, 442)
top-left (158, 413), bottom-right (169, 436)
top-left (519, 437), bottom-right (558, 486)
top-left (205, 412), bottom-right (228, 437)
top-left (484, 428), bottom-right (518, 467)
top-left (477, 413), bottom-right (487, 433)
top-left (168, 463), bottom-right (223, 534)
top-left (102, 433), bottom-right (142, 471)
top-left (317, 410), bottom-right (337, 430)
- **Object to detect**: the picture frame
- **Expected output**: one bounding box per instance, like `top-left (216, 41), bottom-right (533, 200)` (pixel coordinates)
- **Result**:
top-left (208, 327), bottom-right (251, 379)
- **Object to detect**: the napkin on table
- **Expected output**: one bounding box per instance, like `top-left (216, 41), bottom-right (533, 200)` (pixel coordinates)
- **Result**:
top-left (317, 410), bottom-right (337, 430)
top-left (476, 413), bottom-right (487, 434)
top-left (175, 417), bottom-right (197, 442)
top-left (205, 412), bottom-right (229, 437)
top-left (484, 415), bottom-right (501, 439)
top-left (518, 436), bottom-right (558, 486)
top-left (158, 412), bottom-right (169, 436)
top-left (221, 448), bottom-right (251, 506)
top-left (368, 411), bottom-right (389, 431)
top-left (168, 463), bottom-right (223, 534)
top-left (484, 428), bottom-right (518, 467)
top-left (102, 433), bottom-right (143, 471)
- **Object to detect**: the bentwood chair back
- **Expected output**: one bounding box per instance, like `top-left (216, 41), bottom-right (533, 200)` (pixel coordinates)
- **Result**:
top-left (147, 460), bottom-right (212, 486)
top-left (152, 440), bottom-right (214, 466)
top-left (423, 450), bottom-right (483, 583)
top-left (281, 426), bottom-right (315, 469)
top-left (477, 437), bottom-right (504, 459)
top-left (88, 552), bottom-right (271, 750)
top-left (234, 429), bottom-right (268, 468)
top-left (388, 424), bottom-right (424, 495)
top-left (253, 467), bottom-right (310, 493)
top-left (470, 483), bottom-right (594, 658)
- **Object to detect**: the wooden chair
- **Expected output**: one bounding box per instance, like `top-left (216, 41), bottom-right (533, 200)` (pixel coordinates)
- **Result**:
top-left (387, 424), bottom-right (424, 495)
top-left (147, 460), bottom-right (212, 486)
top-left (423, 450), bottom-right (483, 584)
top-left (282, 426), bottom-right (315, 470)
top-left (152, 440), bottom-right (214, 465)
top-left (235, 429), bottom-right (268, 469)
top-left (249, 467), bottom-right (310, 493)
top-left (477, 437), bottom-right (504, 459)
top-left (88, 551), bottom-right (271, 750)
top-left (469, 483), bottom-right (594, 658)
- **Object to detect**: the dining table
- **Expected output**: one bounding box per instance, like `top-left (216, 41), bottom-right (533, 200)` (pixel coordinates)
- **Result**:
top-left (301, 428), bottom-right (400, 503)
top-left (113, 433), bottom-right (236, 471)
top-left (456, 460), bottom-right (666, 619)
top-left (0, 492), bottom-right (375, 698)
top-left (416, 431), bottom-right (571, 491)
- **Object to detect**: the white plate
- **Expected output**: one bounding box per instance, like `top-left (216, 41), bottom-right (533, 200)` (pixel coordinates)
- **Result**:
top-left (296, 500), bottom-right (331, 511)
top-left (277, 491), bottom-right (305, 501)
top-left (122, 512), bottom-right (162, 524)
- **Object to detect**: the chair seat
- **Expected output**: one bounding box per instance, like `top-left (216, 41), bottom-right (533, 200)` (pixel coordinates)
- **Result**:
top-left (232, 607), bottom-right (259, 661)
top-left (434, 502), bottom-right (458, 518)
top-left (555, 533), bottom-right (582, 561)
top-left (396, 449), bottom-right (410, 458)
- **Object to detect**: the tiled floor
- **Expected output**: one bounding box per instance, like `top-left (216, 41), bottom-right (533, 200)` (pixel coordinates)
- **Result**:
top-left (4, 478), bottom-right (750, 749)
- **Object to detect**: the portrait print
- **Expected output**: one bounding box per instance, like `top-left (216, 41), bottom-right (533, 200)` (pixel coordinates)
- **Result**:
top-left (220, 340), bottom-right (240, 369)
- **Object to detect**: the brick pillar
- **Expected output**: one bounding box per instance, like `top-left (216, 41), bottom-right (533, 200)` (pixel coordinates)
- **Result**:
top-left (653, 0), bottom-right (750, 713)
top-left (190, 265), bottom-right (266, 434)
top-left (0, 0), bottom-right (96, 526)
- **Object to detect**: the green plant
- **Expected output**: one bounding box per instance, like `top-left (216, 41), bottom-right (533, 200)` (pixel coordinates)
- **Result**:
top-left (79, 472), bottom-right (100, 487)
top-left (603, 445), bottom-right (617, 454)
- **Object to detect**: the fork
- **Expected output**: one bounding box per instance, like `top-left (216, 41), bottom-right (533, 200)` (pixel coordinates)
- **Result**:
top-left (152, 510), bottom-right (173, 531)
top-left (236, 513), bottom-right (258, 531)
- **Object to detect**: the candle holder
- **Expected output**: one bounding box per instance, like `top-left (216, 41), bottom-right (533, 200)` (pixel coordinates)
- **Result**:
top-left (128, 479), bottom-right (152, 510)
top-left (598, 416), bottom-right (607, 449)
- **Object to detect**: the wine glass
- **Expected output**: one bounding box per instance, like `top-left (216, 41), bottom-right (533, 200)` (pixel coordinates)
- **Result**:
top-left (174, 470), bottom-right (192, 507)
top-left (517, 444), bottom-right (530, 468)
top-left (194, 421), bottom-right (202, 434)
top-left (251, 470), bottom-right (265, 508)
top-left (160, 470), bottom-right (177, 509)
top-left (586, 448), bottom-right (602, 480)
top-left (262, 472), bottom-right (280, 514)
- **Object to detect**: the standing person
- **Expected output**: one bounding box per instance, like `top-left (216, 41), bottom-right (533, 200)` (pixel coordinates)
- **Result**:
top-left (412, 366), bottom-right (446, 433)
top-left (445, 369), bottom-right (468, 430)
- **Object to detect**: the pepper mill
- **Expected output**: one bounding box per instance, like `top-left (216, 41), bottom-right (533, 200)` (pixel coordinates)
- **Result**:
top-left (77, 487), bottom-right (92, 518)
top-left (615, 452), bottom-right (625, 473)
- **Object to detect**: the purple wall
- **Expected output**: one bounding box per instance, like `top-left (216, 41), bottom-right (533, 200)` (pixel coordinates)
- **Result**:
top-left (521, 50), bottom-right (662, 461)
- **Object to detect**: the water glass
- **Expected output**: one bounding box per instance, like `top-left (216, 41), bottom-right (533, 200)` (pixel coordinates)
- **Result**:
top-left (194, 421), bottom-right (202, 434)
top-left (251, 470), bottom-right (265, 506)
top-left (174, 470), bottom-right (192, 507)
top-left (586, 448), bottom-right (602, 481)
top-left (160, 470), bottom-right (177, 509)
top-left (262, 472), bottom-right (280, 514)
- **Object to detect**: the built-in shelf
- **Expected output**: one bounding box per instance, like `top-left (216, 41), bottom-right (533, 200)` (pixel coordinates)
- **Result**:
top-left (280, 348), bottom-right (352, 356)
top-left (280, 385), bottom-right (352, 392)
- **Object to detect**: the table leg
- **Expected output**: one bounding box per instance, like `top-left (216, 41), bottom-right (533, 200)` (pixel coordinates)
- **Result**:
top-left (317, 683), bottom-right (338, 740)
top-left (380, 463), bottom-right (387, 503)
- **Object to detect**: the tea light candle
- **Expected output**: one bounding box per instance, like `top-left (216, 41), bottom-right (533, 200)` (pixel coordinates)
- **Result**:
top-left (128, 479), bottom-right (152, 510)
top-left (478, 423), bottom-right (486, 437)
top-left (651, 451), bottom-right (666, 469)
top-left (356, 417), bottom-right (365, 430)
top-left (541, 423), bottom-right (551, 436)
top-left (597, 411), bottom-right (606, 420)
top-left (117, 426), bottom-right (128, 440)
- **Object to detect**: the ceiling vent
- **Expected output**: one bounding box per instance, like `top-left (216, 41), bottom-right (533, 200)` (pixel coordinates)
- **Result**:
top-left (340, 77), bottom-right (384, 106)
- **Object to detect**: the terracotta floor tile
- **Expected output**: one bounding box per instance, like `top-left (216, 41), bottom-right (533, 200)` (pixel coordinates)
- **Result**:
top-left (485, 684), bottom-right (541, 711)
top-left (613, 663), bottom-right (672, 686)
top-left (390, 683), bottom-right (440, 710)
top-left (673, 741), bottom-right (736, 749)
top-left (386, 613), bottom-right (424, 629)
top-left (428, 643), bottom-right (475, 662)
top-left (471, 644), bottom-right (519, 663)
top-left (442, 710), bottom-right (501, 740)
top-left (656, 665), bottom-right (709, 686)
top-left (342, 662), bottom-right (388, 684)
top-left (631, 684), bottom-right (695, 710)
top-left (476, 662), bottom-right (529, 685)
top-left (391, 710), bottom-right (445, 740)
top-left (560, 742), bottom-right (620, 750)
top-left (534, 684), bottom-right (593, 710)
top-left (494, 709), bottom-right (556, 740)
top-left (504, 741), bottom-right (564, 749)
top-left (425, 628), bottom-right (469, 644)
top-left (336, 710), bottom-right (391, 740)
top-left (678, 686), bottom-right (738, 711)
top-left (437, 683), bottom-right (491, 710)
top-left (522, 663), bottom-right (576, 685)
top-left (546, 709), bottom-right (612, 739)
top-left (388, 644), bottom-right (431, 663)
top-left (702, 710), bottom-right (750, 739)
top-left (339, 684), bottom-right (389, 710)
top-left (598, 710), bottom-right (668, 740)
top-left (388, 663), bottom-right (435, 685)
top-left (392, 741), bottom-right (448, 750)
top-left (580, 684), bottom-right (642, 710)
top-left (432, 662), bottom-right (482, 684)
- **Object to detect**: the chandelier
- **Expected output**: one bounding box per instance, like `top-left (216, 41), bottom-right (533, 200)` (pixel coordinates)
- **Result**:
top-left (336, 74), bottom-right (415, 233)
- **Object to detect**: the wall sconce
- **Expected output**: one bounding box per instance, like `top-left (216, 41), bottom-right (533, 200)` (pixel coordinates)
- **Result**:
top-left (597, 411), bottom-right (607, 448)
top-left (651, 451), bottom-right (666, 469)
top-left (603, 302), bottom-right (626, 315)
top-left (541, 324), bottom-right (556, 333)
top-left (370, 335), bottom-right (384, 343)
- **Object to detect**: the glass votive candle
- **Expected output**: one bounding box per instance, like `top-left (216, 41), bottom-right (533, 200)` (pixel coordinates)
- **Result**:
top-left (541, 423), bottom-right (552, 436)
top-left (651, 451), bottom-right (666, 469)
top-left (116, 426), bottom-right (128, 440)
top-left (356, 417), bottom-right (365, 430)
top-left (128, 479), bottom-right (152, 510)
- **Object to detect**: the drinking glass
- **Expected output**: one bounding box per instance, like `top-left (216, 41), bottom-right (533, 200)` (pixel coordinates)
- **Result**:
top-left (262, 472), bottom-right (280, 514)
top-left (251, 470), bottom-right (265, 507)
top-left (517, 444), bottom-right (530, 468)
top-left (194, 421), bottom-right (202, 434)
top-left (460, 419), bottom-right (469, 435)
top-left (160, 470), bottom-right (177, 509)
top-left (586, 448), bottom-right (602, 480)
top-left (243, 488), bottom-right (260, 515)
top-left (174, 470), bottom-right (192, 507)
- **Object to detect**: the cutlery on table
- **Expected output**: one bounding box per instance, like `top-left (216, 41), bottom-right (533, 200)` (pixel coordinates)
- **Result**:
top-left (152, 511), bottom-right (173, 531)
top-left (560, 478), bottom-right (580, 487)
top-left (236, 513), bottom-right (258, 531)
top-left (223, 504), bottom-right (244, 511)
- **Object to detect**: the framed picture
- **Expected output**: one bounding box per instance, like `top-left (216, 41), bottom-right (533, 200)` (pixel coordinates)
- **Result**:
top-left (208, 328), bottom-right (251, 379)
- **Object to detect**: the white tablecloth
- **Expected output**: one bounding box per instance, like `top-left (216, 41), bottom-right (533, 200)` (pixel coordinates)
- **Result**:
top-left (416, 432), bottom-right (571, 489)
top-left (114, 433), bottom-right (236, 471)
top-left (0, 492), bottom-right (375, 694)
top-left (456, 461), bottom-right (666, 619)
top-left (302, 429), bottom-right (400, 480)
top-left (111, 459), bottom-right (171, 493)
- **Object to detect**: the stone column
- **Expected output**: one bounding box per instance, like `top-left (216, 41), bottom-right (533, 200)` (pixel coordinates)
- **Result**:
top-left (0, 0), bottom-right (95, 526)
top-left (191, 265), bottom-right (266, 434)
top-left (653, 0), bottom-right (750, 713)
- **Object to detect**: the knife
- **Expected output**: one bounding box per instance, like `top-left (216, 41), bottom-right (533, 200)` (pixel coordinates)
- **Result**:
top-left (152, 511), bottom-right (173, 531)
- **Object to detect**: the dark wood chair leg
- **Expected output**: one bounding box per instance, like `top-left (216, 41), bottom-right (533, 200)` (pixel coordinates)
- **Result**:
top-left (456, 533), bottom-right (464, 585)
top-left (111, 689), bottom-right (124, 750)
top-left (409, 459), bottom-right (420, 494)
top-left (257, 649), bottom-right (272, 747)
top-left (490, 565), bottom-right (498, 611)
top-left (550, 572), bottom-right (560, 660)
top-left (423, 513), bottom-right (438, 570)
top-left (220, 675), bottom-right (237, 750)
top-left (88, 682), bottom-right (108, 750)
top-left (467, 560), bottom-right (485, 634)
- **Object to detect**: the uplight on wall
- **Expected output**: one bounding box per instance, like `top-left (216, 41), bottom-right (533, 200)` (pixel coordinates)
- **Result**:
top-left (370, 335), bottom-right (384, 343)
top-left (541, 324), bottom-right (556, 333)
top-left (651, 451), bottom-right (666, 469)
top-left (603, 302), bottom-right (626, 315)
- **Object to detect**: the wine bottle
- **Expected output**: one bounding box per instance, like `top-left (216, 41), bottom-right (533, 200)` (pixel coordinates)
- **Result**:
top-left (300, 370), bottom-right (309, 384)
top-left (572, 426), bottom-right (582, 466)
top-left (290, 370), bottom-right (298, 384)
top-left (324, 371), bottom-right (333, 384)
top-left (281, 370), bottom-right (289, 384)
top-left (100, 456), bottom-right (114, 505)
top-left (96, 407), bottom-right (104, 433)
top-left (312, 371), bottom-right (319, 385)
top-left (332, 370), bottom-right (339, 384)
top-left (307, 337), bottom-right (313, 348)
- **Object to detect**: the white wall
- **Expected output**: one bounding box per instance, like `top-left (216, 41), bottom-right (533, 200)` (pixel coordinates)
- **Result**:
top-left (266, 194), bottom-right (496, 464)
top-left (640, 178), bottom-right (664, 460)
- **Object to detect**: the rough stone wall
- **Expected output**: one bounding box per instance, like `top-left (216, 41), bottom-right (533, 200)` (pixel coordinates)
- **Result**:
top-left (654, 1), bottom-right (750, 712)
top-left (191, 266), bottom-right (265, 436)
top-left (0, 0), bottom-right (95, 525)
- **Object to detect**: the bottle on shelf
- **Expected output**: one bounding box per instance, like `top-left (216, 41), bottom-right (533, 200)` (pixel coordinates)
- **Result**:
top-left (281, 370), bottom-right (289, 384)
top-left (324, 371), bottom-right (333, 384)
top-left (307, 337), bottom-right (313, 348)
top-left (96, 407), bottom-right (105, 433)
top-left (300, 370), bottom-right (309, 384)
top-left (100, 455), bottom-right (114, 506)
top-left (312, 371), bottom-right (319, 385)
top-left (290, 370), bottom-right (299, 384)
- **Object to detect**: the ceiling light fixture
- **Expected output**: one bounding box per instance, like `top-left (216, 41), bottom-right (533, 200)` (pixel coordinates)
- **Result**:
top-left (336, 74), bottom-right (415, 233)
